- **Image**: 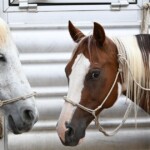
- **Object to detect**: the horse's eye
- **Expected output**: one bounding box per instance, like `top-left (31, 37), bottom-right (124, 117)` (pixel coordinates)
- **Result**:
top-left (91, 71), bottom-right (100, 79)
top-left (0, 54), bottom-right (6, 62)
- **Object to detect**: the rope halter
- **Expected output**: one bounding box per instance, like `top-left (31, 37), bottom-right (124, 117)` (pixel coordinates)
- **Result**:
top-left (64, 66), bottom-right (121, 117)
top-left (63, 65), bottom-right (122, 136)
top-left (0, 92), bottom-right (36, 107)
top-left (63, 53), bottom-right (150, 136)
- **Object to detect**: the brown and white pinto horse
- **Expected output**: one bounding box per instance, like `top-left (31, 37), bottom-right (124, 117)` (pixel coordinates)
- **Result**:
top-left (56, 21), bottom-right (150, 146)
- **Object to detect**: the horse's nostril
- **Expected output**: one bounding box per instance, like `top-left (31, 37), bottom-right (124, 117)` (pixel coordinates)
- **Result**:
top-left (23, 110), bottom-right (34, 121)
top-left (67, 126), bottom-right (74, 137)
top-left (65, 122), bottom-right (75, 137)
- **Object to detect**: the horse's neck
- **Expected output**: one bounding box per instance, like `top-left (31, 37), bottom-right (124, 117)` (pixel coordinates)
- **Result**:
top-left (123, 90), bottom-right (150, 114)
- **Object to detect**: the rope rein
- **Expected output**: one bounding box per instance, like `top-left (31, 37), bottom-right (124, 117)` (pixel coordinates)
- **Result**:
top-left (63, 53), bottom-right (150, 136)
top-left (0, 92), bottom-right (36, 107)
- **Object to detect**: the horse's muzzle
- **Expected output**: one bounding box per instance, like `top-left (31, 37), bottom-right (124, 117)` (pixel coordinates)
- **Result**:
top-left (8, 107), bottom-right (38, 134)
top-left (60, 122), bottom-right (85, 146)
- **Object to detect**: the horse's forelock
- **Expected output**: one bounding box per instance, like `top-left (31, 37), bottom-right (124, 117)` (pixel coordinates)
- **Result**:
top-left (0, 18), bottom-right (10, 47)
top-left (71, 34), bottom-right (116, 69)
top-left (75, 35), bottom-right (100, 63)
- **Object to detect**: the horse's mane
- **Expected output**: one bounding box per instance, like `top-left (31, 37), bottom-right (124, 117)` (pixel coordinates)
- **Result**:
top-left (112, 35), bottom-right (150, 113)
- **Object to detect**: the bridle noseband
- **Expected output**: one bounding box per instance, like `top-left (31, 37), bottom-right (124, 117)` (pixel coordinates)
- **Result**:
top-left (0, 92), bottom-right (36, 107)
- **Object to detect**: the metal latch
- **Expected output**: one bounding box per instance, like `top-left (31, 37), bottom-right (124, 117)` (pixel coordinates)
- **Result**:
top-left (19, 0), bottom-right (37, 11)
top-left (111, 0), bottom-right (129, 10)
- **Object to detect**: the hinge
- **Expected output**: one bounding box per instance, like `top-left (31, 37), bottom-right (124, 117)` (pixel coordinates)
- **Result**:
top-left (111, 0), bottom-right (129, 10)
top-left (19, 0), bottom-right (37, 11)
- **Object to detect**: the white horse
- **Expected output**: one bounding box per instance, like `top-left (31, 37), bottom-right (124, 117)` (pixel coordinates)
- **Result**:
top-left (0, 18), bottom-right (38, 134)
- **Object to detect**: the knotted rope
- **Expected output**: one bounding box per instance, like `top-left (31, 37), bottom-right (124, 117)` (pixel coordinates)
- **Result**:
top-left (95, 50), bottom-right (150, 136)
top-left (141, 3), bottom-right (150, 34)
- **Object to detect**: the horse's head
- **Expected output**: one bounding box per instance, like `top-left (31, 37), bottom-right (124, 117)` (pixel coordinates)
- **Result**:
top-left (0, 18), bottom-right (38, 134)
top-left (57, 21), bottom-right (123, 146)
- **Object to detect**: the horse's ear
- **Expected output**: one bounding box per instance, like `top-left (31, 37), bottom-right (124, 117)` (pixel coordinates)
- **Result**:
top-left (93, 22), bottom-right (105, 46)
top-left (68, 21), bottom-right (85, 43)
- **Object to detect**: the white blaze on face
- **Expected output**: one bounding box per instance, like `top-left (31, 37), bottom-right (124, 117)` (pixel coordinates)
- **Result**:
top-left (67, 54), bottom-right (90, 103)
top-left (56, 53), bottom-right (90, 142)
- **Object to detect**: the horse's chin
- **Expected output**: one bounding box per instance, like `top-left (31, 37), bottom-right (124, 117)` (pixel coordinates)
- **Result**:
top-left (8, 115), bottom-right (21, 134)
top-left (8, 115), bottom-right (31, 134)
top-left (60, 138), bottom-right (84, 146)
top-left (79, 138), bottom-right (84, 144)
top-left (60, 133), bottom-right (85, 146)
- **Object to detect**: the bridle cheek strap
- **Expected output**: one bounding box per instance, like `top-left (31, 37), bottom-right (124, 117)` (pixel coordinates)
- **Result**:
top-left (0, 92), bottom-right (36, 107)
top-left (63, 68), bottom-right (122, 136)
